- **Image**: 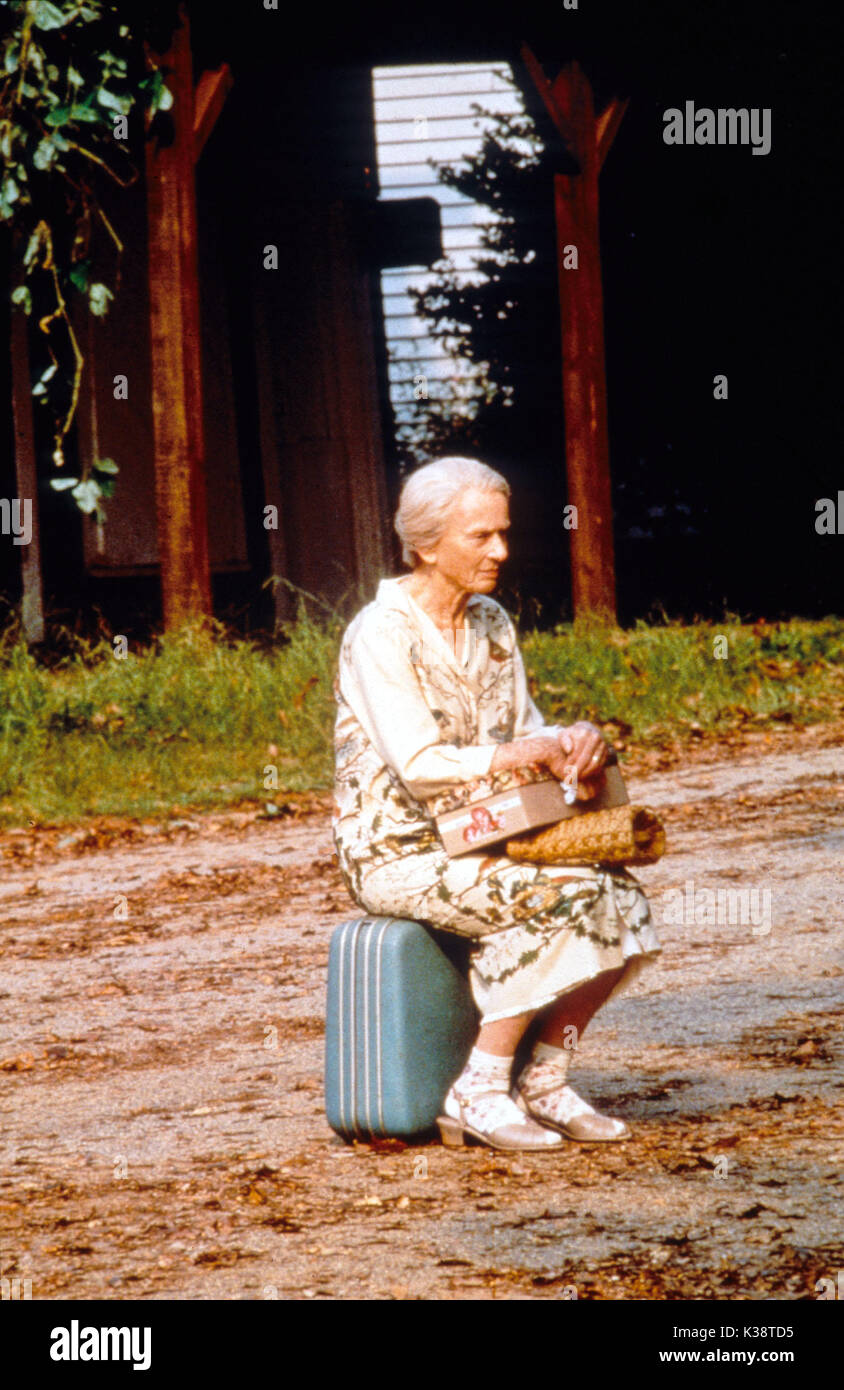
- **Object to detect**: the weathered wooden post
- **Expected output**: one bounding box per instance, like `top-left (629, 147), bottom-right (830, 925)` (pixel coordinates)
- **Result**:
top-left (144, 3), bottom-right (213, 627)
top-left (10, 307), bottom-right (44, 643)
top-left (522, 46), bottom-right (627, 621)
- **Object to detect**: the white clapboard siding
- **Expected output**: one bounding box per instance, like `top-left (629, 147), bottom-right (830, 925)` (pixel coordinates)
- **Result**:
top-left (372, 63), bottom-right (532, 434)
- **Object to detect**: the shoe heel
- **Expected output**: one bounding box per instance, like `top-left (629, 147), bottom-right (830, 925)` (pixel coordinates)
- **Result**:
top-left (436, 1115), bottom-right (467, 1148)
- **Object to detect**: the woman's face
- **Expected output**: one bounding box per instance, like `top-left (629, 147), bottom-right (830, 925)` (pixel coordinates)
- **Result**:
top-left (417, 487), bottom-right (510, 595)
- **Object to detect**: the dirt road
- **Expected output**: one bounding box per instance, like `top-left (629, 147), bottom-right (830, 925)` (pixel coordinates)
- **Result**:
top-left (1, 721), bottom-right (842, 1301)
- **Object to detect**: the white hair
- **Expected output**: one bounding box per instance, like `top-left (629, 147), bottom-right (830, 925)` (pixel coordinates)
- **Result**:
top-left (394, 456), bottom-right (510, 568)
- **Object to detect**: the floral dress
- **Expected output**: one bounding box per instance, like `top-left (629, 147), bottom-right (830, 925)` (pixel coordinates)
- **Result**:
top-left (332, 577), bottom-right (661, 1023)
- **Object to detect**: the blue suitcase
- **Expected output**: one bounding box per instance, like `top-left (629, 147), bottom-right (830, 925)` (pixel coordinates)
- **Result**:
top-left (325, 917), bottom-right (479, 1141)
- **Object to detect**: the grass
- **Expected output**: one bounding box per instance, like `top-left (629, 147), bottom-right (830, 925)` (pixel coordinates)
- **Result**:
top-left (0, 607), bottom-right (343, 827)
top-left (522, 613), bottom-right (844, 743)
top-left (0, 609), bottom-right (842, 827)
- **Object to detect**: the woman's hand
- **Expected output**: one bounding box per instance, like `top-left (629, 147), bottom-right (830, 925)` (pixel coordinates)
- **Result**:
top-left (490, 722), bottom-right (609, 801)
top-left (559, 723), bottom-right (610, 801)
top-left (560, 721), bottom-right (608, 774)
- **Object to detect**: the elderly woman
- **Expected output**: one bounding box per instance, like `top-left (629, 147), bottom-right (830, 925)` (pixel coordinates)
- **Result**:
top-left (332, 457), bottom-right (661, 1152)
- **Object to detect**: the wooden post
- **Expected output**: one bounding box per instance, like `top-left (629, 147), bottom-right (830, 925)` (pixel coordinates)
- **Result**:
top-left (522, 47), bottom-right (627, 620)
top-left (553, 66), bottom-right (616, 619)
top-left (10, 309), bottom-right (45, 643)
top-left (193, 64), bottom-right (233, 162)
top-left (251, 280), bottom-right (293, 632)
top-left (144, 3), bottom-right (212, 627)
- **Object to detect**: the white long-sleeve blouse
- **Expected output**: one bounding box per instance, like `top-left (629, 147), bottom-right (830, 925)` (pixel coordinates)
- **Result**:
top-left (332, 575), bottom-right (558, 897)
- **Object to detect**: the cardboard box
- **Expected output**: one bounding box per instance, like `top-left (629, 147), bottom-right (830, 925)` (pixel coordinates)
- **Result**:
top-left (436, 764), bottom-right (629, 857)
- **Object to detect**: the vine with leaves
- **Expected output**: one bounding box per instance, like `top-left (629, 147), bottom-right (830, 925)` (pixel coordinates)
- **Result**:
top-left (0, 0), bottom-right (181, 520)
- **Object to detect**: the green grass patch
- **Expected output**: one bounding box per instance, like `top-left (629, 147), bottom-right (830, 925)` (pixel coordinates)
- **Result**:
top-left (0, 610), bottom-right (841, 827)
top-left (0, 608), bottom-right (342, 827)
top-left (522, 613), bottom-right (844, 743)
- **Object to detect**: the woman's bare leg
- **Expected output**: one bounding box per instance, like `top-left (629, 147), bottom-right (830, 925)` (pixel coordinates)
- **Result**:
top-left (535, 964), bottom-right (628, 1047)
top-left (446, 1008), bottom-right (562, 1149)
top-left (451, 966), bottom-right (630, 1146)
top-left (515, 965), bottom-right (632, 1141)
top-left (474, 962), bottom-right (628, 1056)
top-left (476, 1010), bottom-right (537, 1057)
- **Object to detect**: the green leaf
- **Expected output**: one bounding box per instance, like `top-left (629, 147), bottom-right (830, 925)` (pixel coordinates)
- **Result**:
top-left (1, 176), bottom-right (19, 206)
top-left (32, 362), bottom-right (57, 396)
top-left (45, 105), bottom-right (72, 129)
top-left (69, 105), bottom-right (101, 124)
top-left (31, 2), bottom-right (68, 31)
top-left (69, 260), bottom-right (91, 292)
top-left (33, 137), bottom-right (56, 171)
top-left (97, 477), bottom-right (116, 499)
top-left (67, 66), bottom-right (84, 88)
top-left (11, 285), bottom-right (32, 315)
top-left (50, 476), bottom-right (79, 491)
top-left (3, 42), bottom-right (19, 75)
top-left (24, 226), bottom-right (46, 266)
top-left (71, 480), bottom-right (101, 514)
top-left (93, 457), bottom-right (119, 475)
top-left (96, 87), bottom-right (132, 116)
top-left (142, 69), bottom-right (174, 116)
top-left (88, 282), bottom-right (113, 317)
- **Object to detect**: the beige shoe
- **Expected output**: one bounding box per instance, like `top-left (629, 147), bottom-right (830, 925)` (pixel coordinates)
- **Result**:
top-left (438, 1085), bottom-right (564, 1152)
top-left (514, 1084), bottom-right (630, 1143)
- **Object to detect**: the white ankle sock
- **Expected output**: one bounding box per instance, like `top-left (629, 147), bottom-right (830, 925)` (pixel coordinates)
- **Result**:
top-left (518, 1040), bottom-right (574, 1088)
top-left (533, 1040), bottom-right (574, 1071)
top-left (455, 1047), bottom-right (513, 1096)
top-left (447, 1047), bottom-right (559, 1142)
top-left (517, 1041), bottom-right (628, 1130)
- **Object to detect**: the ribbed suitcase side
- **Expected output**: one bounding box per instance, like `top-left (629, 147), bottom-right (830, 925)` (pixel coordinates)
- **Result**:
top-left (325, 918), bottom-right (350, 1139)
top-left (325, 917), bottom-right (366, 1140)
top-left (325, 917), bottom-right (394, 1140)
top-left (325, 917), bottom-right (478, 1141)
top-left (354, 916), bottom-right (393, 1139)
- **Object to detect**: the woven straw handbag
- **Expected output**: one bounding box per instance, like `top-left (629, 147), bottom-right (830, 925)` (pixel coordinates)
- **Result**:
top-left (506, 802), bottom-right (666, 868)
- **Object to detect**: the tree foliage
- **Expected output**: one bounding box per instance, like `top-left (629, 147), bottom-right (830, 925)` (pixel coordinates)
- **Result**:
top-left (402, 101), bottom-right (704, 619)
top-left (0, 0), bottom-right (181, 518)
top-left (401, 106), bottom-right (561, 470)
